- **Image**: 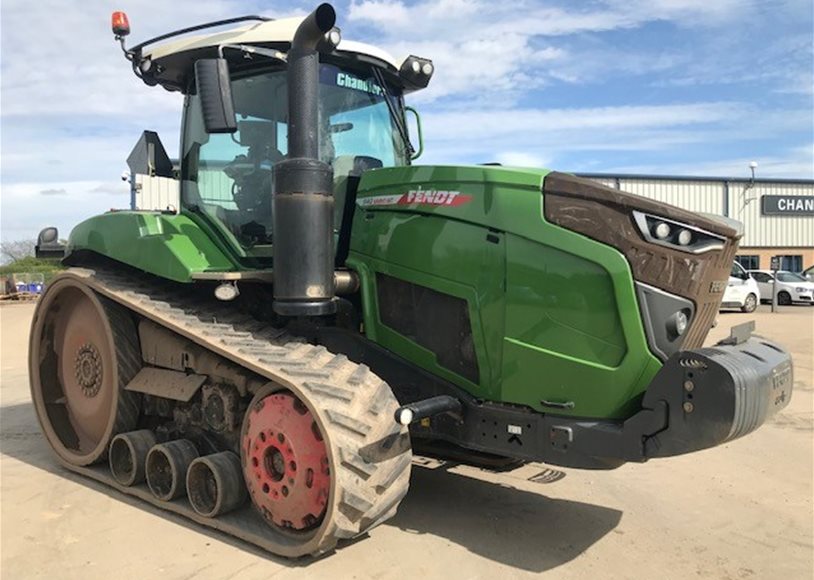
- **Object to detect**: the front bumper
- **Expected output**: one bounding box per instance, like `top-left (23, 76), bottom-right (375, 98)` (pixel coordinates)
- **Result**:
top-left (407, 332), bottom-right (793, 470)
top-left (638, 335), bottom-right (793, 457)
top-left (540, 335), bottom-right (793, 467)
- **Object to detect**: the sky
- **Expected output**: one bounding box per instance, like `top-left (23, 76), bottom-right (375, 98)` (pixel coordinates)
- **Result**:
top-left (1, 0), bottom-right (812, 243)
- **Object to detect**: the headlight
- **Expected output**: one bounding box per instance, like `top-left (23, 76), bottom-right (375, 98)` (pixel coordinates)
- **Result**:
top-left (654, 222), bottom-right (671, 239)
top-left (667, 309), bottom-right (690, 338)
top-left (399, 55), bottom-right (434, 90)
top-left (633, 211), bottom-right (726, 254)
top-left (796, 287), bottom-right (806, 292)
top-left (636, 283), bottom-right (695, 361)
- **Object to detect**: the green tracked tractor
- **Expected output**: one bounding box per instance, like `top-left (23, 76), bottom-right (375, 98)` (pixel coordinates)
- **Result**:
top-left (30, 3), bottom-right (793, 558)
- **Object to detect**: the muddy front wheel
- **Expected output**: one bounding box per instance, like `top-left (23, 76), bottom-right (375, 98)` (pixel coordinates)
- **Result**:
top-left (29, 276), bottom-right (141, 466)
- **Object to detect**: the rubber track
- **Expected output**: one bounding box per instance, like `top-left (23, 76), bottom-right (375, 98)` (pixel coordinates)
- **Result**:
top-left (49, 268), bottom-right (412, 558)
top-left (98, 296), bottom-right (142, 451)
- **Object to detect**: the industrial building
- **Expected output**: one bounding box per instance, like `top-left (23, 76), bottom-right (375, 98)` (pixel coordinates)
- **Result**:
top-left (580, 173), bottom-right (814, 272)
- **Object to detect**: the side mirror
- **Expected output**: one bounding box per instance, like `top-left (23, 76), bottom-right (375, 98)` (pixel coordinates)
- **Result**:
top-left (35, 227), bottom-right (66, 260)
top-left (194, 59), bottom-right (237, 134)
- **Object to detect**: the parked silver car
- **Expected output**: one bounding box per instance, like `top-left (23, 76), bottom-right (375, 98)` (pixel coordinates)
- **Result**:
top-left (747, 270), bottom-right (814, 305)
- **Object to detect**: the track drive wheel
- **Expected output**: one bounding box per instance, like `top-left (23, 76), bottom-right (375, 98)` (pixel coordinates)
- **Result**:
top-left (241, 368), bottom-right (412, 557)
top-left (29, 276), bottom-right (141, 466)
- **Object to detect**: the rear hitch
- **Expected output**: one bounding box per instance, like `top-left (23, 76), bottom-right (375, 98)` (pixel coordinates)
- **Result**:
top-left (395, 396), bottom-right (462, 425)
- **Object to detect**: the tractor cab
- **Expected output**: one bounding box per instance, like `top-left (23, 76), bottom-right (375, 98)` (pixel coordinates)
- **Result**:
top-left (116, 10), bottom-right (432, 258)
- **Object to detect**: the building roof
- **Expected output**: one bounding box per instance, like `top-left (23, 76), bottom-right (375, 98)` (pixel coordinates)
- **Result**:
top-left (576, 172), bottom-right (814, 185)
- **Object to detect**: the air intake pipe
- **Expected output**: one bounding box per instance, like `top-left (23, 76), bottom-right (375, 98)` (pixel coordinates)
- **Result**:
top-left (272, 3), bottom-right (338, 316)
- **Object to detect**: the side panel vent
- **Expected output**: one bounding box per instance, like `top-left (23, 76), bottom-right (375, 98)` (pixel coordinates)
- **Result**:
top-left (376, 273), bottom-right (480, 384)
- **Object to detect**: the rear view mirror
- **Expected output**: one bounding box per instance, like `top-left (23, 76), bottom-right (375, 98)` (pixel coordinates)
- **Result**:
top-left (35, 227), bottom-right (66, 259)
top-left (194, 59), bottom-right (237, 134)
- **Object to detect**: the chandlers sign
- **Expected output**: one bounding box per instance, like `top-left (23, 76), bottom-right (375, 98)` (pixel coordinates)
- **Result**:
top-left (761, 195), bottom-right (814, 216)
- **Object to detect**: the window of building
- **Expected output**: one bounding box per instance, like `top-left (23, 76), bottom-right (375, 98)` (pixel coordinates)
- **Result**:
top-left (736, 255), bottom-right (760, 270)
top-left (779, 255), bottom-right (803, 272)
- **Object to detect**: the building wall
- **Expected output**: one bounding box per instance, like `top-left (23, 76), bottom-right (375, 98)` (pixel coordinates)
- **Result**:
top-left (618, 178), bottom-right (725, 215)
top-left (726, 181), bottom-right (814, 247)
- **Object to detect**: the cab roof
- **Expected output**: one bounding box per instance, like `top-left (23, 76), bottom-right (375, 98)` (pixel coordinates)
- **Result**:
top-left (136, 16), bottom-right (401, 92)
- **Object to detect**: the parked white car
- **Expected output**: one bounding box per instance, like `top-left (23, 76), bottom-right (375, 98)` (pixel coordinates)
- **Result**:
top-left (721, 262), bottom-right (760, 312)
top-left (747, 270), bottom-right (814, 305)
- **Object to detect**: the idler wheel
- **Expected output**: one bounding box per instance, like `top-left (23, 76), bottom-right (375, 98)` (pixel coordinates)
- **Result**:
top-left (29, 276), bottom-right (140, 466)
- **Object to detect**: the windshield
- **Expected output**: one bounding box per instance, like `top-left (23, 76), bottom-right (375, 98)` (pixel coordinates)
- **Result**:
top-left (181, 63), bottom-right (408, 253)
top-left (777, 272), bottom-right (807, 283)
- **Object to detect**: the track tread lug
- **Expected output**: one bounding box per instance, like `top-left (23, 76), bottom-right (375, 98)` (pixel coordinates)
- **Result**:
top-left (339, 490), bottom-right (374, 519)
top-left (339, 447), bottom-right (378, 480)
top-left (347, 364), bottom-right (370, 385)
top-left (325, 410), bottom-right (372, 437)
top-left (303, 382), bottom-right (354, 402)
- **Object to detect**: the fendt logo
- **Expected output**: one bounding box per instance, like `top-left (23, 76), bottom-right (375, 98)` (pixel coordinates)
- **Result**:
top-left (357, 190), bottom-right (473, 208)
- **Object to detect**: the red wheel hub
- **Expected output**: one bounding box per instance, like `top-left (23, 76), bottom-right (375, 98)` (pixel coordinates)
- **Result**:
top-left (242, 392), bottom-right (330, 531)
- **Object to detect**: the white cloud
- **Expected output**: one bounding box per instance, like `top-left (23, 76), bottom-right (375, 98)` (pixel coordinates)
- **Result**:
top-left (602, 143), bottom-right (814, 178)
top-left (347, 0), bottom-right (752, 104)
top-left (494, 152), bottom-right (552, 168)
top-left (347, 0), bottom-right (412, 26)
top-left (603, 0), bottom-right (744, 24)
top-left (1, 181), bottom-right (133, 242)
top-left (419, 102), bottom-right (812, 170)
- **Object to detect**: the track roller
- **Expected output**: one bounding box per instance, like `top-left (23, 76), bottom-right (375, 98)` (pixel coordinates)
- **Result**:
top-left (109, 429), bottom-right (156, 486)
top-left (146, 439), bottom-right (199, 501)
top-left (187, 452), bottom-right (247, 517)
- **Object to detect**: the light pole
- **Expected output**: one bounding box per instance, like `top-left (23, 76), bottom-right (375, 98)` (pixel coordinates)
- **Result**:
top-left (738, 160), bottom-right (759, 215)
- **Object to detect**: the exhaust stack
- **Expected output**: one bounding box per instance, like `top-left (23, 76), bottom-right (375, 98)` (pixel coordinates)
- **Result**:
top-left (272, 3), bottom-right (338, 316)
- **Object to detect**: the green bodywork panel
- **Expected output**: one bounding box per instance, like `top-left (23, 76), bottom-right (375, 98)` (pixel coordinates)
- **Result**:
top-left (67, 164), bottom-right (661, 419)
top-left (348, 165), bottom-right (661, 419)
top-left (67, 211), bottom-right (238, 282)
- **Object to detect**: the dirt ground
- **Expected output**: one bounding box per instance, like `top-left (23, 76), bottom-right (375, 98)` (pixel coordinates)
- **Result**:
top-left (1, 301), bottom-right (812, 579)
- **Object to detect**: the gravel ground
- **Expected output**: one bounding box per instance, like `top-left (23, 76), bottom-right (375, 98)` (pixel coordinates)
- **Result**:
top-left (1, 301), bottom-right (812, 579)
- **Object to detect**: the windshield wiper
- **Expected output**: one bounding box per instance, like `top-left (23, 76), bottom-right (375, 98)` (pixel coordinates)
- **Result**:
top-left (372, 67), bottom-right (414, 159)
